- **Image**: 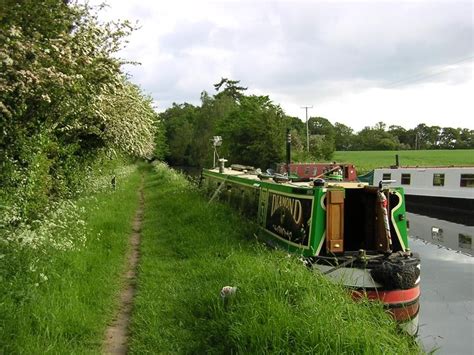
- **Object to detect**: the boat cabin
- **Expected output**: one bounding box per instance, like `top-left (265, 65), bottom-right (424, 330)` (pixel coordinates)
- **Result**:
top-left (276, 162), bottom-right (358, 181)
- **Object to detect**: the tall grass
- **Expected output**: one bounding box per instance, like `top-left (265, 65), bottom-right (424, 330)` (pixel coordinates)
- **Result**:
top-left (333, 149), bottom-right (474, 173)
top-left (0, 166), bottom-right (141, 353)
top-left (129, 163), bottom-right (421, 354)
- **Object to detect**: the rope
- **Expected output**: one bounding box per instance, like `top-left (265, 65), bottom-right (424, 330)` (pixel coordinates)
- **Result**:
top-left (322, 257), bottom-right (355, 275)
top-left (378, 190), bottom-right (393, 249)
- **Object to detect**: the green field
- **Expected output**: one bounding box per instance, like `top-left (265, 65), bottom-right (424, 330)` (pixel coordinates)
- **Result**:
top-left (332, 149), bottom-right (474, 174)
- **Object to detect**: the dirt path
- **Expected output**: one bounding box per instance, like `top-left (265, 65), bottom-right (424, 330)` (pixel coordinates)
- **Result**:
top-left (103, 181), bottom-right (144, 354)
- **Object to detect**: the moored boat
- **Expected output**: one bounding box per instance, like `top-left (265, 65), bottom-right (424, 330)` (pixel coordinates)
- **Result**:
top-left (367, 166), bottom-right (474, 225)
top-left (276, 162), bottom-right (358, 182)
top-left (201, 163), bottom-right (421, 335)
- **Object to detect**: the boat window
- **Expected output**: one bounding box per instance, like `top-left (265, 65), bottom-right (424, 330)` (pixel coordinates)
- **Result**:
top-left (304, 166), bottom-right (311, 175)
top-left (383, 173), bottom-right (391, 180)
top-left (460, 174), bottom-right (474, 187)
top-left (459, 233), bottom-right (472, 250)
top-left (433, 173), bottom-right (445, 186)
top-left (313, 168), bottom-right (318, 176)
top-left (431, 227), bottom-right (444, 242)
top-left (401, 173), bottom-right (411, 185)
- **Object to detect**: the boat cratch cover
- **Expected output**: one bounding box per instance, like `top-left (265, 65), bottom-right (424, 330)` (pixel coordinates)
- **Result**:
top-left (265, 192), bottom-right (313, 247)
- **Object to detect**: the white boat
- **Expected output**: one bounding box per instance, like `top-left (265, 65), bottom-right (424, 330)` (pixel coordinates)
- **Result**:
top-left (371, 166), bottom-right (474, 225)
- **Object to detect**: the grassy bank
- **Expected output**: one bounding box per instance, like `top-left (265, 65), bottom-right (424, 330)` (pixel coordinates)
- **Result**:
top-left (333, 149), bottom-right (474, 173)
top-left (129, 163), bottom-right (421, 354)
top-left (0, 167), bottom-right (141, 353)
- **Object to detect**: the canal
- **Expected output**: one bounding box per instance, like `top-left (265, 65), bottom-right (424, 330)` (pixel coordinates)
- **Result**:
top-left (407, 212), bottom-right (473, 354)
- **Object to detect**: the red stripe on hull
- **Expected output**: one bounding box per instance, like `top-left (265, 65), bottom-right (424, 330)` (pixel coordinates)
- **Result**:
top-left (351, 286), bottom-right (420, 305)
top-left (351, 286), bottom-right (421, 322)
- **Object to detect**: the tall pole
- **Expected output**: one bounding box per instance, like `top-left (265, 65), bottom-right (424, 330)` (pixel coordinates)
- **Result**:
top-left (286, 128), bottom-right (291, 174)
top-left (301, 105), bottom-right (313, 152)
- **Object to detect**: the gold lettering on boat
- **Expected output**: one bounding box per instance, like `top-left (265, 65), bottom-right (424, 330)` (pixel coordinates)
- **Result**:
top-left (270, 194), bottom-right (303, 225)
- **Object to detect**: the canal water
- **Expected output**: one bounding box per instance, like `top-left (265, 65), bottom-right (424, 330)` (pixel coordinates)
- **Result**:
top-left (407, 212), bottom-right (473, 354)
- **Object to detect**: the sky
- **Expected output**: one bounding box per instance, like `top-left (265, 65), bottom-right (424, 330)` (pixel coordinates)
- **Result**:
top-left (86, 0), bottom-right (473, 132)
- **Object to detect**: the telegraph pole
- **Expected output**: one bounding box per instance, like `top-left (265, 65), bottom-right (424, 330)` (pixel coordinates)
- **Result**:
top-left (301, 105), bottom-right (313, 152)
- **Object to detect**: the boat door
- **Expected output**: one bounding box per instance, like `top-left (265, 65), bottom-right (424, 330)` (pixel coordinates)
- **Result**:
top-left (326, 188), bottom-right (345, 253)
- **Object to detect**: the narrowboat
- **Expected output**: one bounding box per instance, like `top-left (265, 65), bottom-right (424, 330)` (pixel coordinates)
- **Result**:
top-left (276, 162), bottom-right (358, 182)
top-left (201, 162), bottom-right (421, 335)
top-left (357, 155), bottom-right (474, 224)
top-left (369, 166), bottom-right (474, 226)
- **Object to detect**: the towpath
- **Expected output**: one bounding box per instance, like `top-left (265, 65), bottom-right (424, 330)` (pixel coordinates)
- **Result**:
top-left (103, 179), bottom-right (144, 354)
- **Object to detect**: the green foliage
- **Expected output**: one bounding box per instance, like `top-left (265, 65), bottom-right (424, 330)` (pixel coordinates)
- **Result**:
top-left (213, 77), bottom-right (247, 100)
top-left (160, 103), bottom-right (199, 166)
top-left (0, 1), bottom-right (162, 223)
top-left (334, 122), bottom-right (354, 150)
top-left (353, 123), bottom-right (400, 151)
top-left (304, 117), bottom-right (336, 160)
top-left (161, 79), bottom-right (286, 169)
top-left (309, 135), bottom-right (335, 160)
top-left (217, 95), bottom-right (286, 169)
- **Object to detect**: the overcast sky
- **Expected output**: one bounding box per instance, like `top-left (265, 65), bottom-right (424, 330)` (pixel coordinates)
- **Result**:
top-left (87, 0), bottom-right (473, 131)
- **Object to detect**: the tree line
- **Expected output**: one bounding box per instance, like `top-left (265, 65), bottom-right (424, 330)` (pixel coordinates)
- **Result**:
top-left (160, 80), bottom-right (474, 169)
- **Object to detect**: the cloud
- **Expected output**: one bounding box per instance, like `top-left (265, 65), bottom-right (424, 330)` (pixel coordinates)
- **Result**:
top-left (88, 0), bottom-right (474, 129)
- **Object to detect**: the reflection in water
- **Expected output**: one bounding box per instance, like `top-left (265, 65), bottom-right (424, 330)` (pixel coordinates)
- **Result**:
top-left (407, 212), bottom-right (473, 256)
top-left (407, 212), bottom-right (474, 354)
top-left (459, 233), bottom-right (472, 251)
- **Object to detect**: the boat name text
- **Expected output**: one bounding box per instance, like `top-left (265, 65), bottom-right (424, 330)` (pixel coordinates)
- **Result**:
top-left (270, 195), bottom-right (303, 225)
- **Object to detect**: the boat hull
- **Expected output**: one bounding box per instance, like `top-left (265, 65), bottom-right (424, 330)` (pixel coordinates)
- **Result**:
top-left (312, 257), bottom-right (421, 336)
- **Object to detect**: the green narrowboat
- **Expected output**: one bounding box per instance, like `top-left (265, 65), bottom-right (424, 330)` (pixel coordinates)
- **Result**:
top-left (201, 164), bottom-right (421, 335)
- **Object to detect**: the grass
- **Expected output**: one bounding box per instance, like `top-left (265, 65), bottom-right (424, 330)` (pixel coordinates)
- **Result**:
top-left (0, 167), bottom-right (141, 353)
top-left (129, 162), bottom-right (421, 354)
top-left (333, 149), bottom-right (474, 174)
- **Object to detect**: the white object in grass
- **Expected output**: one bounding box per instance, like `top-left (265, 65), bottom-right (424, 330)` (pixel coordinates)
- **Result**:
top-left (220, 286), bottom-right (237, 298)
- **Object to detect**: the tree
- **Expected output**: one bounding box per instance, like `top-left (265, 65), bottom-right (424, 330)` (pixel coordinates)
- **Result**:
top-left (388, 125), bottom-right (411, 148)
top-left (160, 103), bottom-right (199, 165)
top-left (309, 135), bottom-right (335, 160)
top-left (439, 127), bottom-right (460, 149)
top-left (182, 91), bottom-right (238, 167)
top-left (456, 129), bottom-right (474, 149)
top-left (353, 123), bottom-right (400, 151)
top-left (217, 95), bottom-right (285, 169)
top-left (334, 122), bottom-right (354, 150)
top-left (213, 78), bottom-right (247, 101)
top-left (308, 117), bottom-right (335, 137)
top-left (413, 124), bottom-right (441, 149)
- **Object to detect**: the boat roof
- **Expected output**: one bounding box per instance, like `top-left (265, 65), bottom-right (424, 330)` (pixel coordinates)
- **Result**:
top-left (377, 165), bottom-right (474, 170)
top-left (279, 162), bottom-right (355, 166)
top-left (206, 167), bottom-right (368, 189)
